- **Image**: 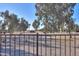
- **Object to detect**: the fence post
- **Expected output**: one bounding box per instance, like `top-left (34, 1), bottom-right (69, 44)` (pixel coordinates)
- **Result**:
top-left (0, 32), bottom-right (1, 56)
top-left (36, 33), bottom-right (38, 56)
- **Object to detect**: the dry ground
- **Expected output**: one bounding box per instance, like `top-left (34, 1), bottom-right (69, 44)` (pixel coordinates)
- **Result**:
top-left (0, 33), bottom-right (79, 56)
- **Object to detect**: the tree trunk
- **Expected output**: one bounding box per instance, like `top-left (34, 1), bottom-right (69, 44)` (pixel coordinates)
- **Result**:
top-left (45, 19), bottom-right (48, 33)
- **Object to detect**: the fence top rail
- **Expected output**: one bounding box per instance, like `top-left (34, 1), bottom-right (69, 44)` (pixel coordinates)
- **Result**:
top-left (0, 32), bottom-right (79, 36)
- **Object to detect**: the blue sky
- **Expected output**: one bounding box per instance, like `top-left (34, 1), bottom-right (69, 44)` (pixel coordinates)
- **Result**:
top-left (0, 3), bottom-right (79, 29)
top-left (0, 3), bottom-right (36, 29)
top-left (72, 3), bottom-right (79, 25)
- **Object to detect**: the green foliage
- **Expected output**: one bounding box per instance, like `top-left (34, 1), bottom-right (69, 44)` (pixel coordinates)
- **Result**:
top-left (32, 19), bottom-right (40, 31)
top-left (35, 3), bottom-right (76, 33)
top-left (18, 18), bottom-right (29, 31)
top-left (0, 10), bottom-right (30, 33)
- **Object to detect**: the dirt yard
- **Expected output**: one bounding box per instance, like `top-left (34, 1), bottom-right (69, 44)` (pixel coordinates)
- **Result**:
top-left (0, 33), bottom-right (79, 56)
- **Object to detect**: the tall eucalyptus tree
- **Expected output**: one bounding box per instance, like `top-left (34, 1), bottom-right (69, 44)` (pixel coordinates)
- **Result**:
top-left (35, 3), bottom-right (76, 33)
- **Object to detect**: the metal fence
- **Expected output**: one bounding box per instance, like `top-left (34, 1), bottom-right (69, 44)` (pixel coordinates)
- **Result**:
top-left (0, 33), bottom-right (79, 56)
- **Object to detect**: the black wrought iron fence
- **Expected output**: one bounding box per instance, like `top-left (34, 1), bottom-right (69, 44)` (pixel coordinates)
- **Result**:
top-left (0, 33), bottom-right (79, 56)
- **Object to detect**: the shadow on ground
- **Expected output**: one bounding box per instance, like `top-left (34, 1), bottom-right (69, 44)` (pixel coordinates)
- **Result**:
top-left (0, 48), bottom-right (36, 56)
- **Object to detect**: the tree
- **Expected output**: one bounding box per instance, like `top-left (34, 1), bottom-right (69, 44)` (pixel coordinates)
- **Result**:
top-left (0, 10), bottom-right (9, 31)
top-left (35, 3), bottom-right (76, 33)
top-left (35, 4), bottom-right (51, 32)
top-left (32, 19), bottom-right (40, 31)
top-left (0, 10), bottom-right (29, 32)
top-left (75, 24), bottom-right (79, 32)
top-left (18, 18), bottom-right (29, 31)
top-left (0, 10), bottom-right (19, 32)
top-left (8, 14), bottom-right (19, 32)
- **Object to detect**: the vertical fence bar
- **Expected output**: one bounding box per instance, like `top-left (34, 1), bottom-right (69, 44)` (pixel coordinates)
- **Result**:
top-left (14, 34), bottom-right (16, 56)
top-left (40, 34), bottom-right (42, 56)
top-left (28, 35), bottom-right (30, 56)
top-left (9, 33), bottom-right (11, 56)
top-left (69, 34), bottom-right (71, 56)
top-left (65, 35), bottom-right (66, 56)
top-left (0, 33), bottom-right (2, 56)
top-left (19, 34), bottom-right (20, 56)
top-left (33, 36), bottom-right (35, 54)
top-left (24, 34), bottom-right (25, 56)
top-left (25, 34), bottom-right (27, 56)
top-left (74, 35), bottom-right (76, 56)
top-left (29, 35), bottom-right (31, 56)
top-left (50, 35), bottom-right (52, 56)
top-left (28, 35), bottom-right (29, 56)
top-left (55, 35), bottom-right (56, 56)
top-left (45, 33), bottom-right (47, 56)
top-left (4, 33), bottom-right (6, 56)
top-left (36, 33), bottom-right (38, 56)
top-left (60, 35), bottom-right (61, 56)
